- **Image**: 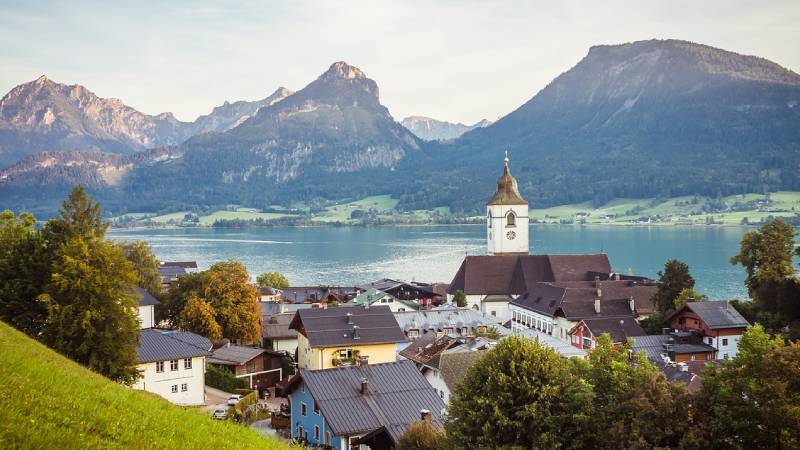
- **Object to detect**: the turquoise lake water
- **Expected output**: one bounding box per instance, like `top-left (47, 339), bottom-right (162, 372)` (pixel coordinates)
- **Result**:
top-left (109, 224), bottom-right (777, 300)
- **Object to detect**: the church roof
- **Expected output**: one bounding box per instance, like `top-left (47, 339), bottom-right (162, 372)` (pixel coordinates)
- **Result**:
top-left (487, 157), bottom-right (527, 206)
top-left (447, 254), bottom-right (613, 295)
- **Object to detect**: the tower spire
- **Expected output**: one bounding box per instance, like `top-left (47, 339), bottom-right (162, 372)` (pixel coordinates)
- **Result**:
top-left (504, 149), bottom-right (509, 167)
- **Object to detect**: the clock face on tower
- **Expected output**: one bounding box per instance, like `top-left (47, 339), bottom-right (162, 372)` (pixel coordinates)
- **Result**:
top-left (506, 230), bottom-right (516, 240)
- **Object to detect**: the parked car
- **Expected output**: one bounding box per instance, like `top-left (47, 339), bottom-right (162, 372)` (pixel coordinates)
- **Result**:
top-left (227, 394), bottom-right (242, 406)
top-left (212, 409), bottom-right (227, 420)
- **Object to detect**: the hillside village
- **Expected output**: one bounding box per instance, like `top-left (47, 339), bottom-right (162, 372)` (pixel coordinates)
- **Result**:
top-left (1, 156), bottom-right (799, 449)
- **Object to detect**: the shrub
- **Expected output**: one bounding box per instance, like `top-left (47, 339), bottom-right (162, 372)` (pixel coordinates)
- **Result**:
top-left (205, 365), bottom-right (248, 392)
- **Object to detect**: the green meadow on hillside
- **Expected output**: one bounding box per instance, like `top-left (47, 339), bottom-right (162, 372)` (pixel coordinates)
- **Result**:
top-left (0, 321), bottom-right (292, 450)
top-left (111, 192), bottom-right (800, 227)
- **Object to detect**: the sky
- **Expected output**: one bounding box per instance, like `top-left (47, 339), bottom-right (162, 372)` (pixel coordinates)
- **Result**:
top-left (1, 1), bottom-right (798, 124)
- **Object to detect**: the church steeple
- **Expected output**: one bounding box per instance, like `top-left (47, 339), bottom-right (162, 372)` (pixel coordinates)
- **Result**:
top-left (486, 151), bottom-right (529, 255)
top-left (488, 150), bottom-right (528, 206)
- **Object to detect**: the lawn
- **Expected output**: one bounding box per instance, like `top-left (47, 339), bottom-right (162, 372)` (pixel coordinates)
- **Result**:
top-left (0, 321), bottom-right (292, 450)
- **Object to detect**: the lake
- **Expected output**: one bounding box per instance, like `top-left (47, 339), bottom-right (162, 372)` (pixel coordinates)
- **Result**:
top-left (109, 225), bottom-right (768, 300)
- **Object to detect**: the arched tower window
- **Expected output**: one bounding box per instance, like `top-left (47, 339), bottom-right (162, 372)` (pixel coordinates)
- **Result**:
top-left (487, 212), bottom-right (492, 228)
top-left (506, 211), bottom-right (516, 227)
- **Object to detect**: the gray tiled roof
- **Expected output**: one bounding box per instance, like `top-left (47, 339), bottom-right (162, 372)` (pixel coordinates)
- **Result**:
top-left (298, 360), bottom-right (445, 443)
top-left (137, 329), bottom-right (212, 363)
top-left (135, 287), bottom-right (160, 306)
top-left (439, 350), bottom-right (485, 391)
top-left (630, 334), bottom-right (672, 362)
top-left (678, 301), bottom-right (750, 329)
top-left (289, 305), bottom-right (406, 348)
top-left (208, 345), bottom-right (265, 366)
top-left (393, 308), bottom-right (505, 333)
top-left (261, 313), bottom-right (298, 339)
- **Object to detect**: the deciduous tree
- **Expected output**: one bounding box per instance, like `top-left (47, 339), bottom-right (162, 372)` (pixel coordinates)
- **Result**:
top-left (653, 259), bottom-right (695, 314)
top-left (731, 218), bottom-right (797, 295)
top-left (120, 241), bottom-right (161, 296)
top-left (397, 419), bottom-right (450, 450)
top-left (256, 271), bottom-right (289, 289)
top-left (180, 296), bottom-right (222, 341)
top-left (452, 290), bottom-right (467, 308)
top-left (204, 261), bottom-right (261, 343)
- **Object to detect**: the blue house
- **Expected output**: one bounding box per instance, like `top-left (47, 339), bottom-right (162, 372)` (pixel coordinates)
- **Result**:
top-left (286, 360), bottom-right (445, 449)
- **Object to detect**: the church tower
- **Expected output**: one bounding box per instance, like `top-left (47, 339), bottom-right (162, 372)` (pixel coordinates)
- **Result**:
top-left (487, 151), bottom-right (529, 255)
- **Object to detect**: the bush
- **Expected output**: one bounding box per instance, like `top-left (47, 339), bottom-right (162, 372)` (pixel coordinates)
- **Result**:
top-left (205, 365), bottom-right (248, 392)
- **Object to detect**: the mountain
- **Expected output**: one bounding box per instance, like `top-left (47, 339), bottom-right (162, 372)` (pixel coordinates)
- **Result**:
top-left (0, 76), bottom-right (193, 167)
top-left (188, 87), bottom-right (293, 135)
top-left (396, 39), bottom-right (800, 212)
top-left (401, 116), bottom-right (491, 141)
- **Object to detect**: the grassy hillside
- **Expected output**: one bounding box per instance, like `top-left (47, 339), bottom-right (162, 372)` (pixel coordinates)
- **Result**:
top-left (0, 321), bottom-right (292, 449)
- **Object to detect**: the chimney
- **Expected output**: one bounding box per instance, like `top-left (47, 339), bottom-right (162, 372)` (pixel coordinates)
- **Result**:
top-left (357, 356), bottom-right (369, 367)
top-left (353, 325), bottom-right (360, 340)
top-left (614, 273), bottom-right (620, 281)
top-left (595, 276), bottom-right (602, 297)
top-left (346, 312), bottom-right (353, 324)
top-left (361, 378), bottom-right (369, 395)
top-left (420, 409), bottom-right (431, 421)
top-left (594, 298), bottom-right (601, 314)
top-left (629, 296), bottom-right (635, 313)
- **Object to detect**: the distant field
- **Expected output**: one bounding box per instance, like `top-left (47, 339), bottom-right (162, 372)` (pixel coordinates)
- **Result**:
top-left (112, 192), bottom-right (800, 227)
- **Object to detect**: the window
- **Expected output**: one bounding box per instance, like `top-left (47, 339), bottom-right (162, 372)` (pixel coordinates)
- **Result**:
top-left (506, 211), bottom-right (516, 227)
top-left (487, 212), bottom-right (492, 228)
top-left (181, 383), bottom-right (188, 392)
top-left (408, 329), bottom-right (419, 338)
top-left (460, 327), bottom-right (468, 335)
top-left (722, 338), bottom-right (728, 346)
top-left (170, 359), bottom-right (179, 371)
top-left (439, 390), bottom-right (444, 399)
top-left (707, 337), bottom-right (713, 345)
top-left (314, 426), bottom-right (320, 441)
top-left (314, 401), bottom-right (320, 415)
top-left (184, 358), bottom-right (192, 369)
top-left (691, 354), bottom-right (696, 361)
top-left (246, 360), bottom-right (256, 373)
top-left (156, 361), bottom-right (164, 373)
top-left (338, 349), bottom-right (354, 359)
top-left (398, 308), bottom-right (406, 312)
top-left (301, 402), bottom-right (307, 417)
top-left (171, 385), bottom-right (178, 393)
top-left (443, 327), bottom-right (453, 335)
top-left (325, 432), bottom-right (331, 446)
top-left (491, 311), bottom-right (497, 317)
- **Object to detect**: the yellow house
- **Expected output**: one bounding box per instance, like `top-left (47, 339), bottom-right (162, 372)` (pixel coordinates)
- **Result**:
top-left (289, 305), bottom-right (407, 370)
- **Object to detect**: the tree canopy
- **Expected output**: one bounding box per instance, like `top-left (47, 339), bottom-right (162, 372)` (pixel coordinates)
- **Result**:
top-left (731, 218), bottom-right (797, 295)
top-left (120, 241), bottom-right (161, 297)
top-left (397, 419), bottom-right (450, 450)
top-left (256, 271), bottom-right (289, 289)
top-left (653, 259), bottom-right (696, 314)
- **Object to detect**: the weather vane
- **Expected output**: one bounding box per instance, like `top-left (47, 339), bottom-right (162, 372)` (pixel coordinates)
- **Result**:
top-left (504, 148), bottom-right (509, 164)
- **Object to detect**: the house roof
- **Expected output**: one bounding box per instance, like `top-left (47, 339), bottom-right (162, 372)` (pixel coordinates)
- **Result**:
top-left (208, 345), bottom-right (266, 366)
top-left (448, 254), bottom-right (614, 295)
top-left (157, 266), bottom-right (186, 280)
top-left (261, 313), bottom-right (298, 340)
top-left (515, 327), bottom-right (587, 358)
top-left (571, 318), bottom-right (646, 343)
top-left (399, 334), bottom-right (459, 368)
top-left (280, 286), bottom-right (360, 303)
top-left (487, 161), bottom-right (527, 205)
top-left (289, 305), bottom-right (407, 348)
top-left (137, 329), bottom-right (212, 363)
top-left (393, 308), bottom-right (507, 335)
top-left (349, 288), bottom-right (397, 306)
top-left (631, 335), bottom-right (671, 363)
top-left (294, 360), bottom-right (445, 443)
top-left (135, 287), bottom-right (160, 307)
top-left (512, 280), bottom-right (657, 320)
top-left (159, 261), bottom-right (197, 269)
top-left (439, 351), bottom-right (484, 392)
top-left (668, 301), bottom-right (749, 329)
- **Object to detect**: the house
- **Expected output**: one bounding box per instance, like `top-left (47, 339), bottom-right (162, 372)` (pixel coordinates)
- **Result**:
top-left (258, 286), bottom-right (281, 302)
top-left (509, 277), bottom-right (657, 343)
top-left (567, 317), bottom-right (647, 350)
top-left (135, 287), bottom-right (159, 329)
top-left (286, 360), bottom-right (445, 449)
top-left (358, 279), bottom-right (443, 307)
top-left (393, 307), bottom-right (508, 340)
top-left (289, 305), bottom-right (407, 370)
top-left (158, 266), bottom-right (187, 293)
top-left (208, 344), bottom-right (284, 392)
top-left (262, 313), bottom-right (299, 354)
top-left (345, 288), bottom-right (421, 312)
top-left (447, 156), bottom-right (657, 324)
top-left (667, 301), bottom-right (749, 359)
top-left (279, 286), bottom-right (361, 310)
top-left (514, 327), bottom-right (588, 358)
top-left (399, 333), bottom-right (491, 404)
top-left (133, 328), bottom-right (212, 405)
top-left (630, 333), bottom-right (717, 364)
top-left (159, 261), bottom-right (198, 273)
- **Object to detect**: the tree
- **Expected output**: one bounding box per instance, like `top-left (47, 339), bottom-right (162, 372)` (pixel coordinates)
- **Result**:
top-left (38, 187), bottom-right (141, 384)
top-left (397, 419), bottom-right (450, 450)
top-left (0, 211), bottom-right (51, 335)
top-left (472, 326), bottom-right (501, 340)
top-left (121, 241), bottom-right (161, 296)
top-left (256, 271), bottom-right (289, 289)
top-left (673, 287), bottom-right (707, 310)
top-left (180, 296), bottom-right (222, 341)
top-left (452, 290), bottom-right (467, 308)
top-left (582, 335), bottom-right (691, 449)
top-left (446, 336), bottom-right (592, 449)
top-left (203, 261), bottom-right (261, 343)
top-left (653, 259), bottom-right (695, 314)
top-left (160, 272), bottom-right (205, 327)
top-left (683, 325), bottom-right (800, 448)
top-left (731, 218), bottom-right (797, 295)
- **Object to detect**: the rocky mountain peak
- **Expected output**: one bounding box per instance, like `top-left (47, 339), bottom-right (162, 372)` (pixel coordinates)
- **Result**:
top-left (319, 61), bottom-right (367, 82)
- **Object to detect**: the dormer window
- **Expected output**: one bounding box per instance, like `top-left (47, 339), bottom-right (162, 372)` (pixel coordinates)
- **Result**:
top-left (506, 211), bottom-right (516, 227)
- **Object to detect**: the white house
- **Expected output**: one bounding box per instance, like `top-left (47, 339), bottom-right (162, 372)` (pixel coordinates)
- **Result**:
top-left (135, 287), bottom-right (159, 329)
top-left (133, 328), bottom-right (212, 405)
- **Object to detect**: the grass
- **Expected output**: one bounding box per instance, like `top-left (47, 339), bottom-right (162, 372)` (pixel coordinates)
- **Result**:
top-left (313, 195), bottom-right (400, 222)
top-left (0, 321), bottom-right (292, 450)
top-left (197, 210), bottom-right (291, 226)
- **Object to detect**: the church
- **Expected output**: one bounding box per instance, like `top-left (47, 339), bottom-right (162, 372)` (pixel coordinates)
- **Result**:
top-left (447, 154), bottom-right (657, 344)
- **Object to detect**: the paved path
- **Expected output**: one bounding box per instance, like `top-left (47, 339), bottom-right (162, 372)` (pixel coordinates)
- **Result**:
top-left (203, 386), bottom-right (233, 413)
